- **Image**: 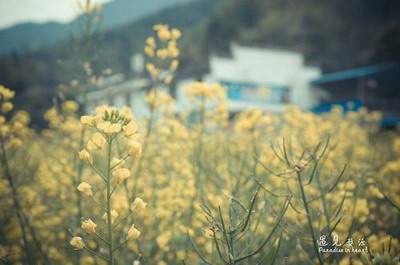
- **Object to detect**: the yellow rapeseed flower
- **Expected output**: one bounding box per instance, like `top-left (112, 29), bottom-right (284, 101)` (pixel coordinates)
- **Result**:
top-left (81, 256), bottom-right (95, 265)
top-left (146, 63), bottom-right (160, 78)
top-left (123, 122), bottom-right (138, 137)
top-left (102, 209), bottom-right (118, 223)
top-left (63, 100), bottom-right (79, 112)
top-left (81, 218), bottom-right (97, 234)
top-left (127, 224), bottom-right (141, 240)
top-left (130, 197), bottom-right (147, 213)
top-left (157, 27), bottom-right (171, 41)
top-left (79, 149), bottom-right (93, 164)
top-left (169, 60), bottom-right (179, 71)
top-left (171, 28), bottom-right (182, 40)
top-left (144, 46), bottom-right (155, 57)
top-left (70, 236), bottom-right (85, 250)
top-left (87, 132), bottom-right (106, 150)
top-left (113, 168), bottom-right (130, 183)
top-left (167, 41), bottom-right (179, 58)
top-left (156, 48), bottom-right (169, 59)
top-left (97, 121), bottom-right (122, 135)
top-left (77, 182), bottom-right (93, 197)
top-left (80, 115), bottom-right (95, 126)
top-left (146, 37), bottom-right (156, 48)
top-left (1, 102), bottom-right (13, 113)
top-left (0, 85), bottom-right (15, 100)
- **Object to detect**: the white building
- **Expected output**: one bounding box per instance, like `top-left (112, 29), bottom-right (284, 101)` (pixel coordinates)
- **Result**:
top-left (177, 44), bottom-right (321, 113)
top-left (83, 76), bottom-right (150, 117)
top-left (83, 54), bottom-right (151, 117)
top-left (83, 47), bottom-right (321, 118)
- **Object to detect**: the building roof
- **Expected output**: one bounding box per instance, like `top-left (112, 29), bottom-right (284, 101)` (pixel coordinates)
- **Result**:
top-left (209, 44), bottom-right (319, 86)
top-left (311, 63), bottom-right (400, 85)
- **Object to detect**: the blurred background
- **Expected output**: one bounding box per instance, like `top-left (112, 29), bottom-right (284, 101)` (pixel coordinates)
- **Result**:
top-left (0, 0), bottom-right (399, 128)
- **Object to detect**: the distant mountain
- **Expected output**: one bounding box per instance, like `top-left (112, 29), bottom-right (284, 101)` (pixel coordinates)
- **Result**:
top-left (0, 22), bottom-right (68, 54)
top-left (97, 0), bottom-right (192, 29)
top-left (0, 0), bottom-right (193, 54)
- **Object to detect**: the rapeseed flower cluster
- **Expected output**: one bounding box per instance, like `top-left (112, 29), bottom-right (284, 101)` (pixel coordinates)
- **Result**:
top-left (144, 24), bottom-right (181, 85)
top-left (0, 25), bottom-right (399, 265)
top-left (68, 105), bottom-right (145, 264)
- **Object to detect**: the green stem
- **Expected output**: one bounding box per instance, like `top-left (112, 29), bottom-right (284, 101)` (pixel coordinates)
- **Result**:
top-left (296, 171), bottom-right (324, 265)
top-left (316, 172), bottom-right (340, 264)
top-left (106, 138), bottom-right (114, 265)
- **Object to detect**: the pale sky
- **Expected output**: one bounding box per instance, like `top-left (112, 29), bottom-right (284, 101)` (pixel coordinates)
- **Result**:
top-left (0, 0), bottom-right (110, 30)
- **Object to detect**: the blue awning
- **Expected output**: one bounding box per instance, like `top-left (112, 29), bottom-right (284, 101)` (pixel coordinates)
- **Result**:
top-left (312, 99), bottom-right (363, 113)
top-left (311, 63), bottom-right (400, 86)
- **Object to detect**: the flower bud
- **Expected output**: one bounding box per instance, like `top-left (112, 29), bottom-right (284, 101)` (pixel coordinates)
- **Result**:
top-left (78, 149), bottom-right (93, 164)
top-left (80, 116), bottom-right (95, 126)
top-left (70, 237), bottom-right (85, 250)
top-left (127, 224), bottom-right (141, 240)
top-left (77, 182), bottom-right (93, 197)
top-left (81, 218), bottom-right (97, 234)
top-left (130, 197), bottom-right (147, 213)
top-left (113, 168), bottom-right (130, 183)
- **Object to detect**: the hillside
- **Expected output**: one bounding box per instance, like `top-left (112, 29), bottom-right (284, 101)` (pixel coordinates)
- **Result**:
top-left (0, 0), bottom-right (193, 54)
top-left (203, 0), bottom-right (400, 72)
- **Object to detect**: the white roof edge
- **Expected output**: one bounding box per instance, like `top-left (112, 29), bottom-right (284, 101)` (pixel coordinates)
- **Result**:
top-left (231, 43), bottom-right (304, 60)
